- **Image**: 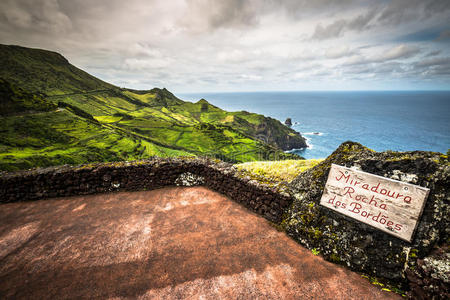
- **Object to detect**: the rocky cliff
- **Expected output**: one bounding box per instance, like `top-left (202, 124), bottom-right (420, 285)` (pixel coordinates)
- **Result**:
top-left (254, 116), bottom-right (307, 150)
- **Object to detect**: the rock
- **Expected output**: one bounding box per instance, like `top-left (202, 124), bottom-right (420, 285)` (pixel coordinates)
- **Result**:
top-left (284, 141), bottom-right (449, 288)
top-left (285, 118), bottom-right (292, 127)
top-left (405, 245), bottom-right (449, 299)
top-left (175, 172), bottom-right (205, 186)
top-left (254, 118), bottom-right (307, 151)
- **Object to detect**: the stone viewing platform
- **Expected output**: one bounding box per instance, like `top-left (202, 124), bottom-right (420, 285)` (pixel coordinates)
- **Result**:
top-left (0, 141), bottom-right (448, 299)
top-left (0, 186), bottom-right (398, 299)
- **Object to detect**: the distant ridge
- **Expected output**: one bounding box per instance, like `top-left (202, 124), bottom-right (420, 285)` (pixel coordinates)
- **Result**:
top-left (0, 44), bottom-right (115, 95)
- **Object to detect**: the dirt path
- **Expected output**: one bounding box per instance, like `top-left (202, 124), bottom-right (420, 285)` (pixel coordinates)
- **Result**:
top-left (0, 186), bottom-right (400, 299)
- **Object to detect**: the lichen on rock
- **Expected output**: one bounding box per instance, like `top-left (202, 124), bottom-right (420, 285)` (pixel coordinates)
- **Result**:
top-left (284, 141), bottom-right (449, 293)
top-left (175, 172), bottom-right (205, 186)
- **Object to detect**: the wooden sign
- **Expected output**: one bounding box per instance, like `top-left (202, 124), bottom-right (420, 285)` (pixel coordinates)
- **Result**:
top-left (320, 164), bottom-right (429, 242)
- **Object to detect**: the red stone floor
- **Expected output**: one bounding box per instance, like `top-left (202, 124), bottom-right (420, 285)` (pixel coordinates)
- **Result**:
top-left (0, 186), bottom-right (400, 299)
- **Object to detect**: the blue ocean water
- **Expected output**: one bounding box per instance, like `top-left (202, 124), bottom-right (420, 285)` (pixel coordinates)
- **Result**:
top-left (178, 91), bottom-right (450, 159)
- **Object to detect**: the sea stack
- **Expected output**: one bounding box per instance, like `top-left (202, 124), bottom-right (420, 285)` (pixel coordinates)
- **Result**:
top-left (285, 118), bottom-right (292, 127)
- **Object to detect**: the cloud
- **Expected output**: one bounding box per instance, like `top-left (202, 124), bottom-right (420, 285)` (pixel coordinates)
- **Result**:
top-left (436, 29), bottom-right (450, 41)
top-left (377, 44), bottom-right (420, 61)
top-left (127, 43), bottom-right (162, 58)
top-left (0, 0), bottom-right (449, 91)
top-left (239, 74), bottom-right (262, 81)
top-left (325, 46), bottom-right (355, 59)
top-left (0, 0), bottom-right (72, 34)
top-left (311, 1), bottom-right (450, 40)
top-left (415, 57), bottom-right (450, 76)
top-left (425, 50), bottom-right (441, 57)
top-left (344, 44), bottom-right (420, 66)
top-left (415, 57), bottom-right (450, 68)
top-left (181, 0), bottom-right (365, 32)
top-left (217, 49), bottom-right (248, 63)
top-left (377, 0), bottom-right (450, 25)
top-left (181, 0), bottom-right (260, 31)
top-left (123, 57), bottom-right (171, 70)
top-left (311, 20), bottom-right (347, 40)
top-left (311, 8), bottom-right (378, 40)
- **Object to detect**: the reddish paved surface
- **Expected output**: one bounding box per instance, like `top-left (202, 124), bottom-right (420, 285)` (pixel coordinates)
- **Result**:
top-left (0, 186), bottom-right (399, 299)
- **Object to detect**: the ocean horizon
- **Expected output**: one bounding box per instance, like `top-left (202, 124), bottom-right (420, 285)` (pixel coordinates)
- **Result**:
top-left (178, 91), bottom-right (450, 159)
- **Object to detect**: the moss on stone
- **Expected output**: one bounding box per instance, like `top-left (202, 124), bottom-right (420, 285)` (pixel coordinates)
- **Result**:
top-left (285, 141), bottom-right (449, 290)
top-left (329, 253), bottom-right (341, 263)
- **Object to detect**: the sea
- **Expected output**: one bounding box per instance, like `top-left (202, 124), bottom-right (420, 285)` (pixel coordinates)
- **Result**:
top-left (178, 91), bottom-right (450, 159)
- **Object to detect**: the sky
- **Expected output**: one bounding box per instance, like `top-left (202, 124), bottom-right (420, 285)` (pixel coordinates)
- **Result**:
top-left (0, 0), bottom-right (450, 92)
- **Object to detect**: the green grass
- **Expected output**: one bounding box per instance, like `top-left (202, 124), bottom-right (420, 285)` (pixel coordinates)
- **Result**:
top-left (94, 115), bottom-right (122, 123)
top-left (236, 159), bottom-right (324, 182)
top-left (0, 79), bottom-right (57, 115)
top-left (0, 44), bottom-right (114, 94)
top-left (0, 109), bottom-right (190, 171)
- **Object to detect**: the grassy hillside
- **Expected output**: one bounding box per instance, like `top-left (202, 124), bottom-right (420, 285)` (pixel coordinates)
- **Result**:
top-left (0, 44), bottom-right (114, 95)
top-left (0, 79), bottom-right (56, 115)
top-left (0, 44), bottom-right (307, 171)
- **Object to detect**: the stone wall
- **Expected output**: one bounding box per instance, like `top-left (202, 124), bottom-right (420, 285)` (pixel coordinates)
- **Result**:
top-left (0, 157), bottom-right (292, 224)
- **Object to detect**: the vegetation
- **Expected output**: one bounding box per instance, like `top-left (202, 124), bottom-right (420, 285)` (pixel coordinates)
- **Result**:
top-left (236, 159), bottom-right (324, 183)
top-left (0, 44), bottom-right (114, 95)
top-left (0, 44), bottom-right (306, 171)
top-left (0, 79), bottom-right (56, 115)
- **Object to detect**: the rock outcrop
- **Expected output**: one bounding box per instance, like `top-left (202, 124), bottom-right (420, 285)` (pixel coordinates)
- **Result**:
top-left (284, 118), bottom-right (292, 127)
top-left (285, 141), bottom-right (449, 295)
top-left (255, 117), bottom-right (307, 150)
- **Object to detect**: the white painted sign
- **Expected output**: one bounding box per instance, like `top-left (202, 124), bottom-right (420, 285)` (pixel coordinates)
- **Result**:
top-left (320, 164), bottom-right (429, 242)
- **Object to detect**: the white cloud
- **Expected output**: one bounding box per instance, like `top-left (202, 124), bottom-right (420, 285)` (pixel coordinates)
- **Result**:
top-left (344, 44), bottom-right (420, 66)
top-left (123, 57), bottom-right (171, 70)
top-left (376, 44), bottom-right (420, 61)
top-left (325, 46), bottom-right (355, 59)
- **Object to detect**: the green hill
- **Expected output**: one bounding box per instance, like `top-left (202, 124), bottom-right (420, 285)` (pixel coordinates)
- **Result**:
top-left (0, 78), bottom-right (56, 116)
top-left (0, 44), bottom-right (114, 95)
top-left (0, 44), bottom-right (307, 171)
